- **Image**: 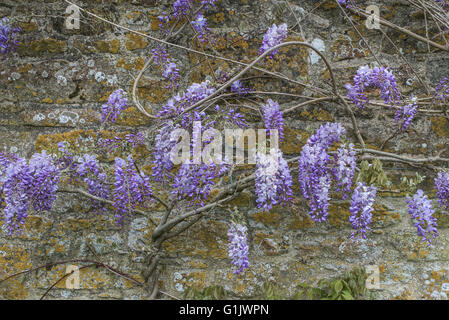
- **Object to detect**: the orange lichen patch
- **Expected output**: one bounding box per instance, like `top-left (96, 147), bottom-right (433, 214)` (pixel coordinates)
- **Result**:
top-left (35, 129), bottom-right (97, 153)
top-left (134, 78), bottom-right (171, 104)
top-left (430, 117), bottom-right (449, 138)
top-left (212, 12), bottom-right (226, 23)
top-left (407, 241), bottom-right (430, 261)
top-left (41, 97), bottom-right (54, 104)
top-left (371, 204), bottom-right (401, 224)
top-left (148, 15), bottom-right (161, 31)
top-left (18, 64), bottom-right (33, 73)
top-left (226, 191), bottom-right (251, 208)
top-left (19, 21), bottom-right (37, 33)
top-left (18, 38), bottom-right (67, 56)
top-left (253, 210), bottom-right (281, 227)
top-left (0, 245), bottom-right (32, 299)
top-left (300, 109), bottom-right (334, 122)
top-left (392, 290), bottom-right (415, 300)
top-left (280, 127), bottom-right (310, 155)
top-left (95, 39), bottom-right (120, 53)
top-left (328, 202), bottom-right (351, 228)
top-left (117, 57), bottom-right (144, 71)
top-left (288, 210), bottom-right (315, 230)
top-left (189, 261), bottom-right (208, 269)
top-left (114, 106), bottom-right (151, 126)
top-left (19, 215), bottom-right (53, 241)
top-left (125, 33), bottom-right (148, 51)
top-left (163, 220), bottom-right (228, 259)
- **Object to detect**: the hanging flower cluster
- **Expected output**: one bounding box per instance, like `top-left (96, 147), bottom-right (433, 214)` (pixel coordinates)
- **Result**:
top-left (395, 95), bottom-right (418, 131)
top-left (434, 77), bottom-right (449, 101)
top-left (101, 89), bottom-right (129, 123)
top-left (298, 122), bottom-right (356, 222)
top-left (0, 18), bottom-right (21, 59)
top-left (406, 189), bottom-right (438, 245)
top-left (345, 66), bottom-right (401, 109)
top-left (259, 23), bottom-right (288, 58)
top-left (255, 148), bottom-right (292, 211)
top-left (435, 171), bottom-right (449, 210)
top-left (230, 80), bottom-right (251, 96)
top-left (191, 14), bottom-right (212, 43)
top-left (1, 151), bottom-right (60, 234)
top-left (172, 160), bottom-right (229, 207)
top-left (349, 182), bottom-right (377, 240)
top-left (261, 99), bottom-right (284, 141)
top-left (113, 155), bottom-right (153, 225)
top-left (227, 223), bottom-right (250, 274)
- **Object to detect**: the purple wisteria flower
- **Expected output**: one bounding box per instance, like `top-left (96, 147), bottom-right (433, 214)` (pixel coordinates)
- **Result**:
top-left (153, 121), bottom-right (179, 182)
top-left (0, 18), bottom-right (21, 59)
top-left (153, 46), bottom-right (168, 65)
top-left (345, 66), bottom-right (401, 109)
top-left (171, 160), bottom-right (229, 207)
top-left (434, 77), bottom-right (449, 101)
top-left (191, 14), bottom-right (211, 43)
top-left (298, 122), bottom-right (356, 222)
top-left (259, 23), bottom-right (288, 58)
top-left (255, 149), bottom-right (292, 211)
top-left (227, 223), bottom-right (250, 274)
top-left (158, 0), bottom-right (193, 32)
top-left (332, 143), bottom-right (357, 199)
top-left (349, 182), bottom-right (377, 240)
top-left (114, 155), bottom-right (153, 225)
top-left (395, 95), bottom-right (418, 130)
top-left (158, 80), bottom-right (216, 129)
top-left (261, 99), bottom-right (284, 141)
top-left (230, 80), bottom-right (251, 96)
top-left (1, 151), bottom-right (60, 234)
top-left (162, 60), bottom-right (180, 90)
top-left (337, 0), bottom-right (351, 8)
top-left (406, 189), bottom-right (438, 245)
top-left (435, 171), bottom-right (449, 210)
top-left (101, 89), bottom-right (128, 123)
top-left (76, 153), bottom-right (109, 214)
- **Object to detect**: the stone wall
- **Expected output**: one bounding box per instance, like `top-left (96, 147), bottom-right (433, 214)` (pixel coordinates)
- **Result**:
top-left (1, 0), bottom-right (449, 300)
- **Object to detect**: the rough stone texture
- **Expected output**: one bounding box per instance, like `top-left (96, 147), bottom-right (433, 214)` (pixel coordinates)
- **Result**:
top-left (0, 0), bottom-right (449, 300)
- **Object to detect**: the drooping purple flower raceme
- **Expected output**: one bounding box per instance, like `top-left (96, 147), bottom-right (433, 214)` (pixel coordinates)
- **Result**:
top-left (435, 171), bottom-right (449, 210)
top-left (261, 99), bottom-right (284, 141)
top-left (162, 60), bottom-right (179, 90)
top-left (76, 153), bottom-right (109, 214)
top-left (349, 182), bottom-right (377, 240)
top-left (298, 122), bottom-right (356, 222)
top-left (153, 121), bottom-right (179, 182)
top-left (191, 14), bottom-right (211, 43)
top-left (113, 155), bottom-right (153, 225)
top-left (345, 66), bottom-right (401, 109)
top-left (153, 46), bottom-right (168, 66)
top-left (406, 189), bottom-right (438, 245)
top-left (101, 89), bottom-right (128, 123)
top-left (227, 223), bottom-right (250, 275)
top-left (395, 95), bottom-right (418, 131)
top-left (254, 148), bottom-right (292, 211)
top-left (158, 80), bottom-right (216, 129)
top-left (0, 18), bottom-right (21, 59)
top-left (259, 23), bottom-right (288, 58)
top-left (332, 143), bottom-right (356, 199)
top-left (434, 77), bottom-right (449, 101)
top-left (171, 160), bottom-right (229, 207)
top-left (1, 151), bottom-right (61, 234)
top-left (230, 80), bottom-right (251, 96)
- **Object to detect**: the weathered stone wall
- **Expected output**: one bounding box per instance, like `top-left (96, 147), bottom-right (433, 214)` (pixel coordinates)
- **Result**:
top-left (1, 0), bottom-right (449, 300)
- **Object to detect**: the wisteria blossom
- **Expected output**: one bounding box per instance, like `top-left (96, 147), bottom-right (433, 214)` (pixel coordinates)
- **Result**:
top-left (101, 89), bottom-right (129, 123)
top-left (230, 80), bottom-right (251, 96)
top-left (259, 23), bottom-right (288, 58)
top-left (255, 148), bottom-right (292, 211)
top-left (113, 155), bottom-right (153, 225)
top-left (434, 77), bottom-right (449, 101)
top-left (406, 189), bottom-right (438, 245)
top-left (435, 171), bottom-right (449, 210)
top-left (0, 18), bottom-right (20, 58)
top-left (345, 66), bottom-right (401, 109)
top-left (298, 122), bottom-right (356, 222)
top-left (162, 60), bottom-right (180, 90)
top-left (349, 182), bottom-right (377, 240)
top-left (191, 14), bottom-right (211, 43)
top-left (395, 95), bottom-right (418, 130)
top-left (227, 223), bottom-right (250, 274)
top-left (261, 99), bottom-right (284, 141)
